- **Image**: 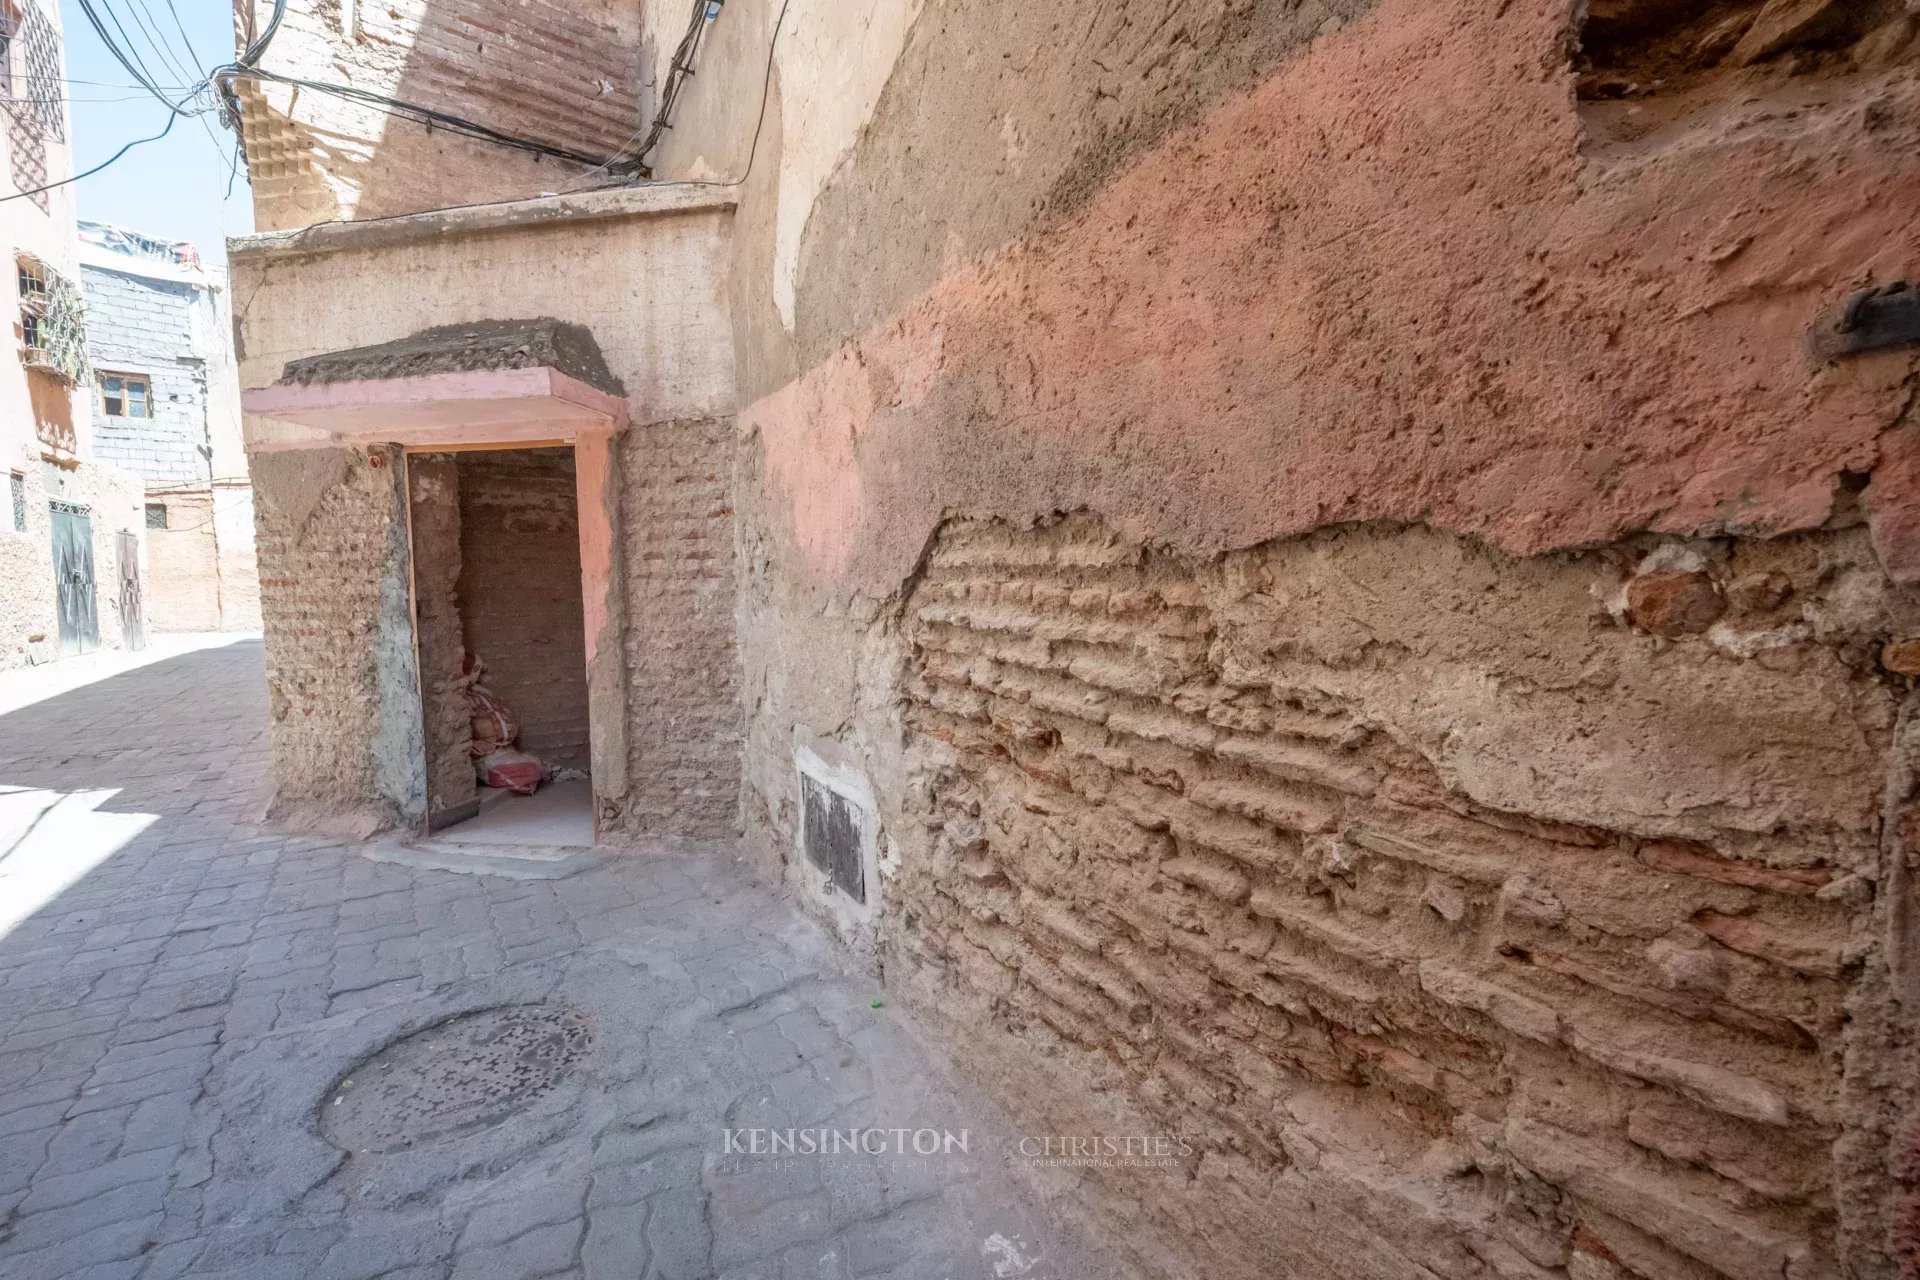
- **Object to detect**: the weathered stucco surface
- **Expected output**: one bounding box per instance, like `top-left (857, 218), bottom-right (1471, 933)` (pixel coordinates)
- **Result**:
top-left (231, 0), bottom-right (1920, 1272)
top-left (892, 515), bottom-right (1900, 1279)
top-left (230, 197), bottom-right (735, 442)
top-left (405, 451), bottom-right (474, 824)
top-left (614, 416), bottom-right (742, 837)
top-left (733, 0), bottom-right (1920, 590)
top-left (252, 445), bottom-right (423, 832)
top-left (663, 0), bottom-right (1920, 1274)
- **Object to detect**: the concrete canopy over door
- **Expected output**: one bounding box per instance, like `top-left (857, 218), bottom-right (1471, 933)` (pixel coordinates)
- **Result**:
top-left (240, 321), bottom-right (631, 839)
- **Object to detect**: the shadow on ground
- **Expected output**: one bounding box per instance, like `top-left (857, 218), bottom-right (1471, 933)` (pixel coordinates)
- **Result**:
top-left (0, 639), bottom-right (1112, 1280)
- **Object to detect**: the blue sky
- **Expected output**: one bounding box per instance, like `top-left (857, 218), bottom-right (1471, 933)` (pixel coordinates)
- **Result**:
top-left (58, 0), bottom-right (254, 263)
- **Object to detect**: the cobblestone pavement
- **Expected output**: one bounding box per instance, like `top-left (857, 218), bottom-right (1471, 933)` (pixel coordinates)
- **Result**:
top-left (0, 640), bottom-right (1112, 1280)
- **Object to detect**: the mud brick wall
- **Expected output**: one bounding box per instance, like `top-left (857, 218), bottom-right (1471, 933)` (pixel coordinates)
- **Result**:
top-left (144, 490), bottom-right (222, 632)
top-left (252, 446), bottom-right (422, 829)
top-left (235, 0), bottom-right (646, 229)
top-left (616, 418), bottom-right (741, 836)
top-left (455, 448), bottom-right (589, 774)
top-left (884, 514), bottom-right (1900, 1280)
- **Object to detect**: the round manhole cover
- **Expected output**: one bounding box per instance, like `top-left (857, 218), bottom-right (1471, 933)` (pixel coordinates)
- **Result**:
top-left (321, 1004), bottom-right (591, 1153)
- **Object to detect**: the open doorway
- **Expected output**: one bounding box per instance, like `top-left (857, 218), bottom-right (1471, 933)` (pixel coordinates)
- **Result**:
top-left (405, 445), bottom-right (594, 847)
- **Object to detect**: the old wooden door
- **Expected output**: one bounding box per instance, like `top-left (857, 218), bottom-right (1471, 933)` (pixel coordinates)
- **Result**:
top-left (50, 500), bottom-right (98, 656)
top-left (117, 529), bottom-right (144, 651)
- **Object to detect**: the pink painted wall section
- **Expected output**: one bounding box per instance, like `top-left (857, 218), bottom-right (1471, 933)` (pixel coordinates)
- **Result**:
top-left (575, 428), bottom-right (619, 668)
top-left (745, 0), bottom-right (1920, 596)
top-left (574, 425), bottom-right (631, 812)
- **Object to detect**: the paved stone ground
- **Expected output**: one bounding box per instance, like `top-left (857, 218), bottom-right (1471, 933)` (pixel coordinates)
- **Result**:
top-left (0, 639), bottom-right (1113, 1280)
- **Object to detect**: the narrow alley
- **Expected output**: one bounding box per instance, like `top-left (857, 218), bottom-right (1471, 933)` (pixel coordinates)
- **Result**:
top-left (0, 640), bottom-right (1106, 1280)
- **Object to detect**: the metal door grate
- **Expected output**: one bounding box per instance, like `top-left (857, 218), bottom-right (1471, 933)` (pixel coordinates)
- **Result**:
top-left (801, 773), bottom-right (865, 903)
top-left (51, 500), bottom-right (98, 656)
top-left (118, 529), bottom-right (144, 651)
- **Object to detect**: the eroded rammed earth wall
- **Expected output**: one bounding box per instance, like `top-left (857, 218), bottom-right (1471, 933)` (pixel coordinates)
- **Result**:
top-left (655, 0), bottom-right (1920, 1275)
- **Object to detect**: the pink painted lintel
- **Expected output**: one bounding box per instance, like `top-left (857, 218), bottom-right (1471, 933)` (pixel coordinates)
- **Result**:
top-left (243, 366), bottom-right (630, 448)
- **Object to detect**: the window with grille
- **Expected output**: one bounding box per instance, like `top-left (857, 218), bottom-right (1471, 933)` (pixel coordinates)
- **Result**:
top-left (0, 6), bottom-right (16, 101)
top-left (144, 502), bottom-right (168, 530)
top-left (18, 253), bottom-right (45, 352)
top-left (16, 254), bottom-right (86, 382)
top-left (8, 472), bottom-right (23, 532)
top-left (100, 372), bottom-right (151, 419)
top-left (15, 2), bottom-right (62, 142)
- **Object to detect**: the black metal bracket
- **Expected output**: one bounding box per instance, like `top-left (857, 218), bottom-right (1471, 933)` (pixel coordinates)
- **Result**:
top-left (1810, 281), bottom-right (1920, 360)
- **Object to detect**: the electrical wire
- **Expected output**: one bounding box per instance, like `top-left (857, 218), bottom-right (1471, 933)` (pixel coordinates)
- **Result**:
top-left (728, 0), bottom-right (791, 185)
top-left (633, 0), bottom-right (722, 176)
top-left (121, 0), bottom-right (199, 93)
top-left (216, 67), bottom-right (632, 170)
top-left (549, 0), bottom-right (711, 199)
top-left (62, 0), bottom-right (239, 208)
top-left (73, 0), bottom-right (200, 116)
top-left (24, 76), bottom-right (205, 90)
top-left (52, 0), bottom-right (790, 214)
top-left (561, 0), bottom-right (791, 196)
top-left (160, 0), bottom-right (205, 73)
top-left (111, 0), bottom-right (235, 182)
top-left (0, 112), bottom-right (177, 203)
top-left (95, 0), bottom-right (173, 95)
top-left (238, 0), bottom-right (285, 67)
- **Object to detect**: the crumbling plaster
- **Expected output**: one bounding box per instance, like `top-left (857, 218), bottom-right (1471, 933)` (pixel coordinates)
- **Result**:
top-left (226, 0), bottom-right (1920, 1271)
top-left (655, 0), bottom-right (1920, 1273)
top-left (249, 445), bottom-right (425, 832)
top-left (732, 0), bottom-right (1920, 592)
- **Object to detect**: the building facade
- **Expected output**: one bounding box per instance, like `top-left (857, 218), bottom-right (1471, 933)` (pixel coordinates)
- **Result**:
top-left (0, 0), bottom-right (147, 670)
top-left (79, 222), bottom-right (258, 633)
top-left (229, 1), bottom-right (1920, 1276)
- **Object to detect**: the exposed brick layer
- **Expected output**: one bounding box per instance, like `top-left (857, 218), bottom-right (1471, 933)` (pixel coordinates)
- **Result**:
top-left (618, 419), bottom-right (741, 836)
top-left (237, 0), bottom-right (645, 228)
top-left (144, 491), bottom-right (222, 632)
top-left (889, 514), bottom-right (1889, 1280)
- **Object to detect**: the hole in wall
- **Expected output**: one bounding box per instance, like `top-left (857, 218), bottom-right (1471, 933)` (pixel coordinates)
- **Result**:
top-left (1574, 0), bottom-right (1915, 151)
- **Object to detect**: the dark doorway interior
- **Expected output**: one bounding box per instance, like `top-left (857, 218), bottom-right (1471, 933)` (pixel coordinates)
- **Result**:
top-left (407, 446), bottom-right (590, 840)
top-left (455, 448), bottom-right (590, 773)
